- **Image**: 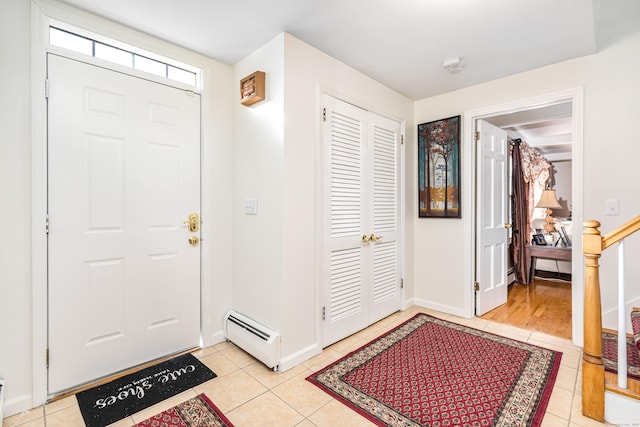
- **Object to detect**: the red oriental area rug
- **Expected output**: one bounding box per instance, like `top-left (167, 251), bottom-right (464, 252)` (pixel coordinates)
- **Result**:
top-left (134, 394), bottom-right (234, 427)
top-left (307, 313), bottom-right (562, 427)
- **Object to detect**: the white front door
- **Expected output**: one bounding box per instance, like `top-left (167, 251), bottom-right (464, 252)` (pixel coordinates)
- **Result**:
top-left (47, 54), bottom-right (201, 393)
top-left (475, 120), bottom-right (509, 315)
top-left (322, 96), bottom-right (402, 346)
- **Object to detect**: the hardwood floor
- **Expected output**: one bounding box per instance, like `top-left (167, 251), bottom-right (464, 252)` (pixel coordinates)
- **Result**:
top-left (480, 277), bottom-right (572, 339)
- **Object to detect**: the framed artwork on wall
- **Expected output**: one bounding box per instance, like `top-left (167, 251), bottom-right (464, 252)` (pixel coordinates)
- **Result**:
top-left (417, 115), bottom-right (461, 218)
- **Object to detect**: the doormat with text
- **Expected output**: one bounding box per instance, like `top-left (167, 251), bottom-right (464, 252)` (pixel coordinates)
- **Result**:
top-left (76, 353), bottom-right (216, 427)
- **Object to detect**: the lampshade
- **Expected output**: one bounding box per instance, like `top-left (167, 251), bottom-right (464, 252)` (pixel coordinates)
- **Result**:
top-left (535, 189), bottom-right (562, 209)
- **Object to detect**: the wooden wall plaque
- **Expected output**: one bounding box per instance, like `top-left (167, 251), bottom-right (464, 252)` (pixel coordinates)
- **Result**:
top-left (240, 71), bottom-right (265, 106)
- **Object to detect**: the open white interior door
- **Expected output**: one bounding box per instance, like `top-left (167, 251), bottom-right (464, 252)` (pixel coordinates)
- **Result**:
top-left (475, 119), bottom-right (509, 316)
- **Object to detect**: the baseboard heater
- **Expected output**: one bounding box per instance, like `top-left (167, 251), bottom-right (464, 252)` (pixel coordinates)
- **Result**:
top-left (223, 310), bottom-right (281, 371)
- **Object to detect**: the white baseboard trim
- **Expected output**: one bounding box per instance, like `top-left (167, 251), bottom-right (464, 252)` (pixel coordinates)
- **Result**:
top-left (605, 391), bottom-right (640, 424)
top-left (401, 297), bottom-right (416, 310)
top-left (203, 329), bottom-right (226, 349)
top-left (278, 343), bottom-right (321, 373)
top-left (414, 298), bottom-right (470, 318)
top-left (3, 393), bottom-right (33, 419)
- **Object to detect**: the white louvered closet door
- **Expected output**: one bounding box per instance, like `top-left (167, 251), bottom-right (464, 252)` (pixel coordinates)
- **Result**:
top-left (367, 112), bottom-right (402, 324)
top-left (322, 95), bottom-right (401, 347)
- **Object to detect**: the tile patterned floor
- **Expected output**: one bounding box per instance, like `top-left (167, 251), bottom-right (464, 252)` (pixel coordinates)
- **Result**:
top-left (4, 306), bottom-right (611, 427)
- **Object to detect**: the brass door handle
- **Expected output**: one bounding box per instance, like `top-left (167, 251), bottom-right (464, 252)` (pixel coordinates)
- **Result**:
top-left (362, 234), bottom-right (370, 243)
top-left (504, 223), bottom-right (512, 229)
top-left (184, 213), bottom-right (200, 232)
top-left (188, 236), bottom-right (200, 246)
top-left (369, 234), bottom-right (383, 242)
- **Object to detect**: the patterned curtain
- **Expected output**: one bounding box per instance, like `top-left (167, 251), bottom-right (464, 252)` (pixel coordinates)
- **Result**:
top-left (518, 141), bottom-right (551, 223)
top-left (511, 141), bottom-right (550, 284)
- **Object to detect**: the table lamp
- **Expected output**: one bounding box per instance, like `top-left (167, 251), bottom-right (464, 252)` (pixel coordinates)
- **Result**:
top-left (535, 188), bottom-right (562, 233)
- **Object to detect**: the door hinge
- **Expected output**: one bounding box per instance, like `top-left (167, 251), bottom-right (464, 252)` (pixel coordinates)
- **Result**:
top-left (400, 278), bottom-right (404, 289)
top-left (45, 79), bottom-right (49, 99)
top-left (46, 348), bottom-right (49, 368)
top-left (322, 108), bottom-right (326, 122)
top-left (45, 214), bottom-right (50, 235)
top-left (474, 131), bottom-right (480, 141)
top-left (400, 135), bottom-right (404, 145)
top-left (322, 306), bottom-right (326, 321)
top-left (474, 282), bottom-right (480, 292)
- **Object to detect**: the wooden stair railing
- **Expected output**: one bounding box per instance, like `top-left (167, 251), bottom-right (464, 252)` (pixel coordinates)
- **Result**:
top-left (582, 215), bottom-right (640, 421)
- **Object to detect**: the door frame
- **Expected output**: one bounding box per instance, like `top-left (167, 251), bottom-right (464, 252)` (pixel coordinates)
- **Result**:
top-left (30, 2), bottom-right (216, 406)
top-left (462, 87), bottom-right (584, 346)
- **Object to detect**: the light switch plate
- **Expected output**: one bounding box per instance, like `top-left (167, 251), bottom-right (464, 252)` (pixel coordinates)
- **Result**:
top-left (605, 198), bottom-right (619, 216)
top-left (244, 198), bottom-right (258, 215)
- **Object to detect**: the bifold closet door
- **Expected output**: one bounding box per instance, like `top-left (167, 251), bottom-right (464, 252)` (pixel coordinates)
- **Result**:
top-left (322, 95), bottom-right (401, 347)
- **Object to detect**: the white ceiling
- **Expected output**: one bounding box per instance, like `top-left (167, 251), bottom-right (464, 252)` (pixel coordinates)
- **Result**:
top-left (485, 103), bottom-right (574, 162)
top-left (55, 0), bottom-right (639, 101)
top-left (53, 0), bottom-right (639, 161)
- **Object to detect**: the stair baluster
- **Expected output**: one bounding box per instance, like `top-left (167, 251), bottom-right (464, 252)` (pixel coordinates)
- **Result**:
top-left (617, 241), bottom-right (627, 389)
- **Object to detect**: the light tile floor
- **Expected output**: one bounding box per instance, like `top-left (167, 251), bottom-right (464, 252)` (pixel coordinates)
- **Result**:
top-left (4, 306), bottom-right (612, 427)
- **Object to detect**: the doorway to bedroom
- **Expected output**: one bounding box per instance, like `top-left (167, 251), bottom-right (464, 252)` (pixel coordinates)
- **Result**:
top-left (475, 101), bottom-right (575, 340)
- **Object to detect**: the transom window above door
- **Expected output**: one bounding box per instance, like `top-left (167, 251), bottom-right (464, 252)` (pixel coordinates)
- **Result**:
top-left (49, 26), bottom-right (199, 88)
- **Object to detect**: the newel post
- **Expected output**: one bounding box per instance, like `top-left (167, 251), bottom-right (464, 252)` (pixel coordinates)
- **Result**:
top-left (582, 220), bottom-right (605, 421)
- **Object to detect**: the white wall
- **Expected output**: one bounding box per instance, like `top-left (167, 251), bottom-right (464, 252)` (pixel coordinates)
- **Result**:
top-left (413, 23), bottom-right (640, 331)
top-left (0, 0), bottom-right (32, 415)
top-left (231, 35), bottom-right (286, 333)
top-left (0, 0), bottom-right (234, 416)
top-left (282, 34), bottom-right (414, 366)
top-left (231, 33), bottom-right (414, 369)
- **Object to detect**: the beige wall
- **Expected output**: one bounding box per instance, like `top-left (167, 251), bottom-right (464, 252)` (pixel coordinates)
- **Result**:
top-left (412, 23), bottom-right (640, 330)
top-left (550, 160), bottom-right (572, 219)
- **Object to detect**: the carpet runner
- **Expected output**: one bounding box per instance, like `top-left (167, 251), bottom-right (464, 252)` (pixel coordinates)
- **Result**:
top-left (602, 307), bottom-right (640, 381)
top-left (76, 353), bottom-right (216, 427)
top-left (308, 313), bottom-right (562, 427)
top-left (134, 394), bottom-right (234, 427)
